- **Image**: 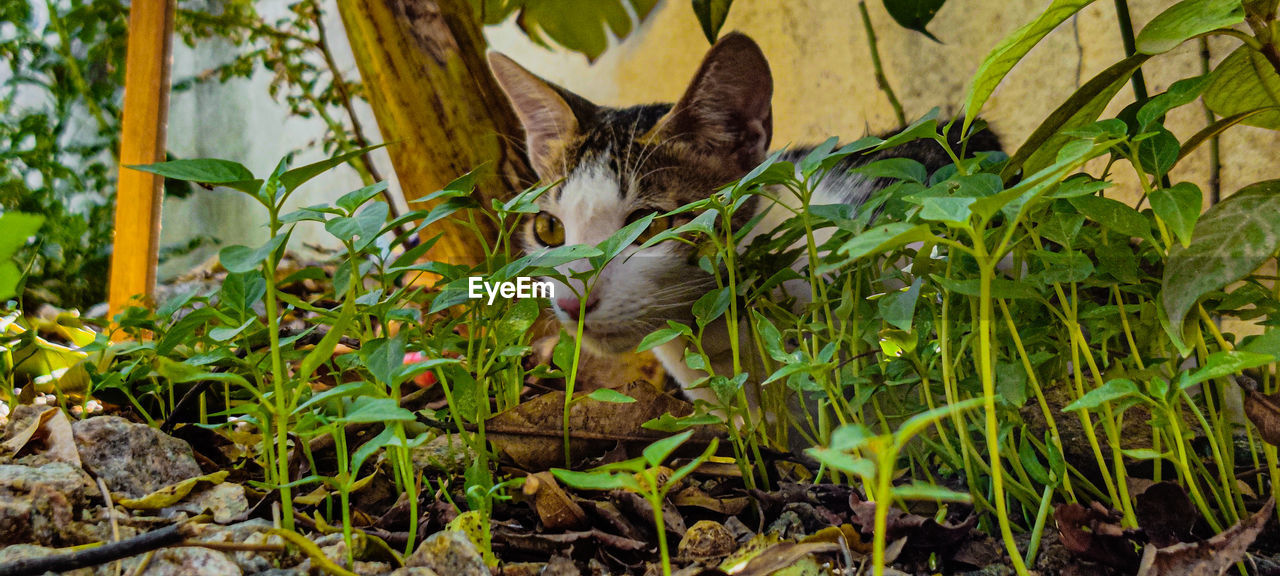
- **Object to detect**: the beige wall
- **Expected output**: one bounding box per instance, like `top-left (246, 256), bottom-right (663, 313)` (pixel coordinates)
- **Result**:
top-left (485, 0), bottom-right (1280, 206)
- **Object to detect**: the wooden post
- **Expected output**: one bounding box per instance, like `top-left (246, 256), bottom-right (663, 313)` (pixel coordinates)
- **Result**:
top-left (337, 0), bottom-right (534, 267)
top-left (108, 0), bottom-right (175, 322)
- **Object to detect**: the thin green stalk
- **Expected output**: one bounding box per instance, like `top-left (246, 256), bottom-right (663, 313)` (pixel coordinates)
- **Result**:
top-left (262, 206), bottom-right (294, 531)
top-left (1024, 485), bottom-right (1054, 568)
top-left (977, 257), bottom-right (1030, 576)
top-left (858, 1), bottom-right (906, 125)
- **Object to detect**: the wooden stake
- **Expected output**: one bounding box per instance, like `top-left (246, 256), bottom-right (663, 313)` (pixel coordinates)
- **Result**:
top-left (108, 0), bottom-right (175, 324)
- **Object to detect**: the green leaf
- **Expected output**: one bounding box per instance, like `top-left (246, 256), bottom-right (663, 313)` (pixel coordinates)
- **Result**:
top-left (1069, 195), bottom-right (1152, 243)
top-left (806, 447), bottom-right (876, 480)
top-left (1019, 431), bottom-right (1053, 486)
top-left (495, 298), bottom-right (541, 344)
top-left (1137, 75), bottom-right (1212, 129)
top-left (593, 212), bottom-right (653, 267)
top-left (1007, 54), bottom-right (1150, 179)
top-left (325, 202), bottom-right (390, 250)
top-left (1186, 351), bottom-right (1276, 387)
top-left (1063, 379), bottom-right (1141, 411)
top-left (0, 212), bottom-right (44, 258)
top-left (1204, 46), bottom-right (1280, 129)
top-left (1135, 0), bottom-right (1244, 55)
top-left (637, 326), bottom-right (685, 353)
top-left (1239, 329), bottom-right (1280, 359)
top-left (852, 157), bottom-right (928, 184)
top-left (963, 0), bottom-right (1099, 132)
top-left (1031, 249), bottom-right (1095, 284)
top-left (642, 412), bottom-right (721, 432)
top-left (883, 0), bottom-right (946, 41)
top-left (1133, 127), bottom-right (1181, 177)
top-left (892, 482), bottom-right (972, 503)
top-left (586, 388), bottom-right (637, 403)
top-left (1150, 182), bottom-right (1202, 248)
top-left (1163, 180), bottom-right (1280, 337)
top-left (830, 223), bottom-right (932, 266)
top-left (643, 430), bottom-right (694, 467)
top-left (298, 297), bottom-right (358, 384)
top-left (127, 158), bottom-right (258, 193)
top-left (360, 336), bottom-right (405, 387)
top-left (335, 181), bottom-right (390, 214)
top-left (692, 287), bottom-right (731, 327)
top-left (518, 0), bottom-right (652, 62)
top-left (933, 276), bottom-right (1043, 300)
top-left (281, 144), bottom-right (386, 194)
top-left (338, 397), bottom-right (417, 424)
top-left (692, 0), bottom-right (733, 43)
top-left (551, 468), bottom-right (641, 491)
top-left (918, 196), bottom-right (975, 225)
top-left (219, 235), bottom-right (288, 274)
top-left (879, 277), bottom-right (922, 331)
top-left (895, 397), bottom-right (984, 445)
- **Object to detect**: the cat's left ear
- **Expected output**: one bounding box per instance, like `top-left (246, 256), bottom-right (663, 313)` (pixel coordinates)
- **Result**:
top-left (489, 52), bottom-right (597, 179)
top-left (650, 32), bottom-right (773, 171)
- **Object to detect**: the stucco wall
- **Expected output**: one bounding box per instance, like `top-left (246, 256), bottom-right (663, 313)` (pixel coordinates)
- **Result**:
top-left (484, 0), bottom-right (1280, 207)
top-left (160, 0), bottom-right (1280, 279)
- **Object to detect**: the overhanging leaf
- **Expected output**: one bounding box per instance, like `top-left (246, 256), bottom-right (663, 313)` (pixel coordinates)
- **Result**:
top-left (1149, 182), bottom-right (1202, 248)
top-left (882, 0), bottom-right (945, 41)
top-left (692, 0), bottom-right (733, 43)
top-left (1203, 45), bottom-right (1280, 129)
top-left (962, 0), bottom-right (1099, 134)
top-left (1135, 0), bottom-right (1244, 55)
top-left (1162, 180), bottom-right (1280, 340)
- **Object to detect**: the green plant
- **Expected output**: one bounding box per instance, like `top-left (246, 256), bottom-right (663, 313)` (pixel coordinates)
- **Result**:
top-left (552, 431), bottom-right (720, 576)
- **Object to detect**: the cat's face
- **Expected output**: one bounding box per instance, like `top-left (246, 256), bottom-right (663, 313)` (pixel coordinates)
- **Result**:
top-left (489, 33), bottom-right (773, 353)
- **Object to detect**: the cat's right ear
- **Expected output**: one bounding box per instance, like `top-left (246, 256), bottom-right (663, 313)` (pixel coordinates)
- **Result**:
top-left (489, 52), bottom-right (595, 179)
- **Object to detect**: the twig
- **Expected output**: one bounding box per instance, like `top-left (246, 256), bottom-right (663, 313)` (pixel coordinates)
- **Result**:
top-left (0, 523), bottom-right (196, 576)
top-left (858, 1), bottom-right (906, 126)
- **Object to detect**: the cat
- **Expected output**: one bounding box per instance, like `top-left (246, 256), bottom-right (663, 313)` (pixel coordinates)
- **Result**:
top-left (487, 32), bottom-right (999, 410)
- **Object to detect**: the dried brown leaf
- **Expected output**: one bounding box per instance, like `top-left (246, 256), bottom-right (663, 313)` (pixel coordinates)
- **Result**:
top-left (1243, 380), bottom-right (1280, 446)
top-left (0, 406), bottom-right (78, 466)
top-left (1136, 497), bottom-right (1274, 576)
top-left (1135, 481), bottom-right (1196, 547)
top-left (487, 380), bottom-right (718, 470)
top-left (1056, 502), bottom-right (1141, 571)
top-left (524, 471), bottom-right (588, 531)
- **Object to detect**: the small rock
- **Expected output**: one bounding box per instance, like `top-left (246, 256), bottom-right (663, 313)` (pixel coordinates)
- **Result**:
top-left (405, 530), bottom-right (490, 576)
top-left (678, 520), bottom-right (737, 558)
top-left (117, 546), bottom-right (242, 576)
top-left (0, 462), bottom-right (95, 545)
top-left (387, 568), bottom-right (443, 576)
top-left (73, 416), bottom-right (203, 498)
top-left (412, 434), bottom-right (476, 475)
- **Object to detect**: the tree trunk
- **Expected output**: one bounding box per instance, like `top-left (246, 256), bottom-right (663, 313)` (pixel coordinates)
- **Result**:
top-left (337, 0), bottom-right (534, 268)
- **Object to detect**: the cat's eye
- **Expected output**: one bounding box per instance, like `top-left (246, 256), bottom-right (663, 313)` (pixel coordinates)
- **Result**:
top-left (627, 210), bottom-right (675, 245)
top-left (533, 213), bottom-right (565, 246)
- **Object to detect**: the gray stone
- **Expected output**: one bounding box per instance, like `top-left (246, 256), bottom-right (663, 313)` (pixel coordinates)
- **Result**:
top-left (404, 530), bottom-right (490, 576)
top-left (0, 462), bottom-right (94, 545)
top-left (72, 416), bottom-right (203, 498)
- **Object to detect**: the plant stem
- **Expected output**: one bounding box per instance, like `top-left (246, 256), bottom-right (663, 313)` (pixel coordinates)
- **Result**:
top-left (978, 258), bottom-right (1030, 576)
top-left (858, 1), bottom-right (907, 125)
top-left (263, 210), bottom-right (294, 531)
top-left (1112, 0), bottom-right (1149, 101)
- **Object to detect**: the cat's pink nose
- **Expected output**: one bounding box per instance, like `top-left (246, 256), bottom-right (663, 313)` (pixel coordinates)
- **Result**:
top-left (557, 294), bottom-right (599, 318)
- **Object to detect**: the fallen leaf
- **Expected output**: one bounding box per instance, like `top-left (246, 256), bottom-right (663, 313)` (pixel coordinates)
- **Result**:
top-left (0, 406), bottom-right (80, 466)
top-left (728, 542), bottom-right (838, 576)
top-left (671, 485), bottom-right (749, 516)
top-left (486, 380), bottom-right (719, 470)
top-left (1056, 502), bottom-right (1141, 571)
top-left (523, 471), bottom-right (588, 531)
top-left (849, 501), bottom-right (978, 553)
top-left (1136, 497), bottom-right (1274, 576)
top-left (118, 471), bottom-right (230, 510)
top-left (1241, 377), bottom-right (1280, 446)
top-left (493, 525), bottom-right (649, 555)
top-left (1135, 481), bottom-right (1196, 547)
